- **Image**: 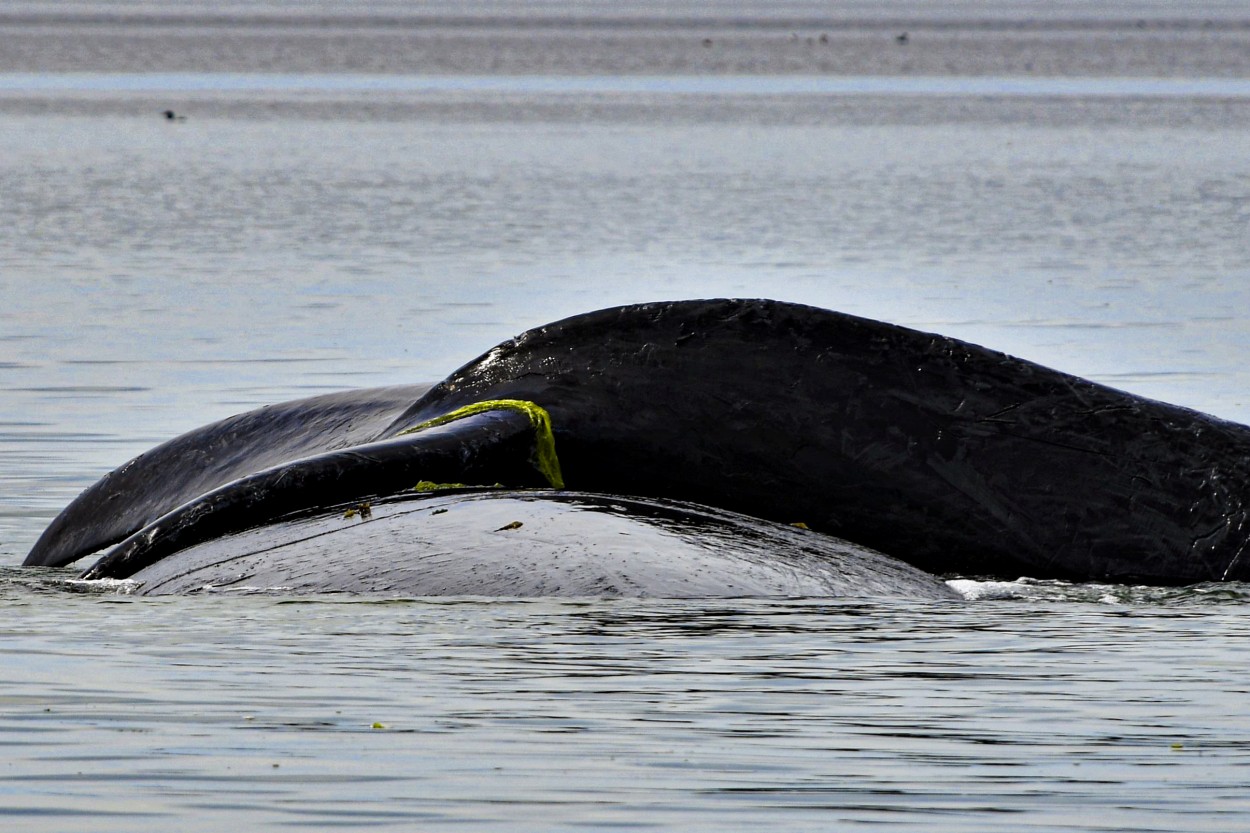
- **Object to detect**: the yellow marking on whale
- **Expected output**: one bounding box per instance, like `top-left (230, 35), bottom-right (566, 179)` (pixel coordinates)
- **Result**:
top-left (397, 399), bottom-right (564, 489)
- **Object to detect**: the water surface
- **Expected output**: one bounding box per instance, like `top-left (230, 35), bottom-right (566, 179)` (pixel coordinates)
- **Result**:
top-left (2, 2), bottom-right (1249, 829)
top-left (4, 587), bottom-right (1250, 832)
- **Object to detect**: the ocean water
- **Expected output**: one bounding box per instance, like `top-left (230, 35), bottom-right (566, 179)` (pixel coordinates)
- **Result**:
top-left (3, 1), bottom-right (1250, 829)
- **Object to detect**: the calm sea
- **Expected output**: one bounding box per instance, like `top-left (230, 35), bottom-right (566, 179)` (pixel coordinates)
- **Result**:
top-left (2, 2), bottom-right (1250, 830)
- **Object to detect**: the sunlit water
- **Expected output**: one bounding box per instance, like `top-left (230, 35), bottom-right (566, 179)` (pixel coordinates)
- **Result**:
top-left (3, 1), bottom-right (1250, 829)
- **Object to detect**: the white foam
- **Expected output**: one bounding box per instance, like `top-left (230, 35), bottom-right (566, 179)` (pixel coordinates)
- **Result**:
top-left (946, 578), bottom-right (1035, 601)
top-left (65, 577), bottom-right (142, 595)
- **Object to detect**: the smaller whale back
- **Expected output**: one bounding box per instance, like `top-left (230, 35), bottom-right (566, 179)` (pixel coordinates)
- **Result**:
top-left (25, 385), bottom-right (430, 568)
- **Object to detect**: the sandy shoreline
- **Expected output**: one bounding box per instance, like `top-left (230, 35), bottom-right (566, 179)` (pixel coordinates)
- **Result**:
top-left (1, 10), bottom-right (1249, 77)
top-left (3, 6), bottom-right (1249, 126)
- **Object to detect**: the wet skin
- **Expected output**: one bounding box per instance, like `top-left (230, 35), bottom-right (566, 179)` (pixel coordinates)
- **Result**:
top-left (26, 299), bottom-right (1250, 590)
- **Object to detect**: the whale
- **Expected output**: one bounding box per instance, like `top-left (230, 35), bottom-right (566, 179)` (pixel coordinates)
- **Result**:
top-left (112, 489), bottom-right (958, 598)
top-left (24, 298), bottom-right (1250, 593)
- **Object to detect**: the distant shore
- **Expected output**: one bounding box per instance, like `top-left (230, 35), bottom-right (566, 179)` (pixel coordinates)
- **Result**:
top-left (1, 6), bottom-right (1248, 77)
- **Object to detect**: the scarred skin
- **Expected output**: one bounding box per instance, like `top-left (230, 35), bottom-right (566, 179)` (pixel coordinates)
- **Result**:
top-left (27, 299), bottom-right (1250, 586)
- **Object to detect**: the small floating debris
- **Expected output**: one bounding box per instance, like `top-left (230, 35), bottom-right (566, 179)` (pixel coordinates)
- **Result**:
top-left (495, 521), bottom-right (523, 532)
top-left (343, 502), bottom-right (372, 520)
top-left (162, 109), bottom-right (187, 121)
top-left (896, 32), bottom-right (909, 45)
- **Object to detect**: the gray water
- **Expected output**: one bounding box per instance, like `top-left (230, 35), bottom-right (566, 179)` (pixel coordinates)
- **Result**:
top-left (3, 1), bottom-right (1250, 829)
top-left (5, 588), bottom-right (1250, 832)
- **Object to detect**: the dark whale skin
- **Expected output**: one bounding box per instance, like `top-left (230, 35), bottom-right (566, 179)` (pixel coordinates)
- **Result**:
top-left (389, 299), bottom-right (1250, 584)
top-left (27, 299), bottom-right (1250, 587)
top-left (26, 384), bottom-right (430, 569)
top-left (78, 410), bottom-right (548, 581)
